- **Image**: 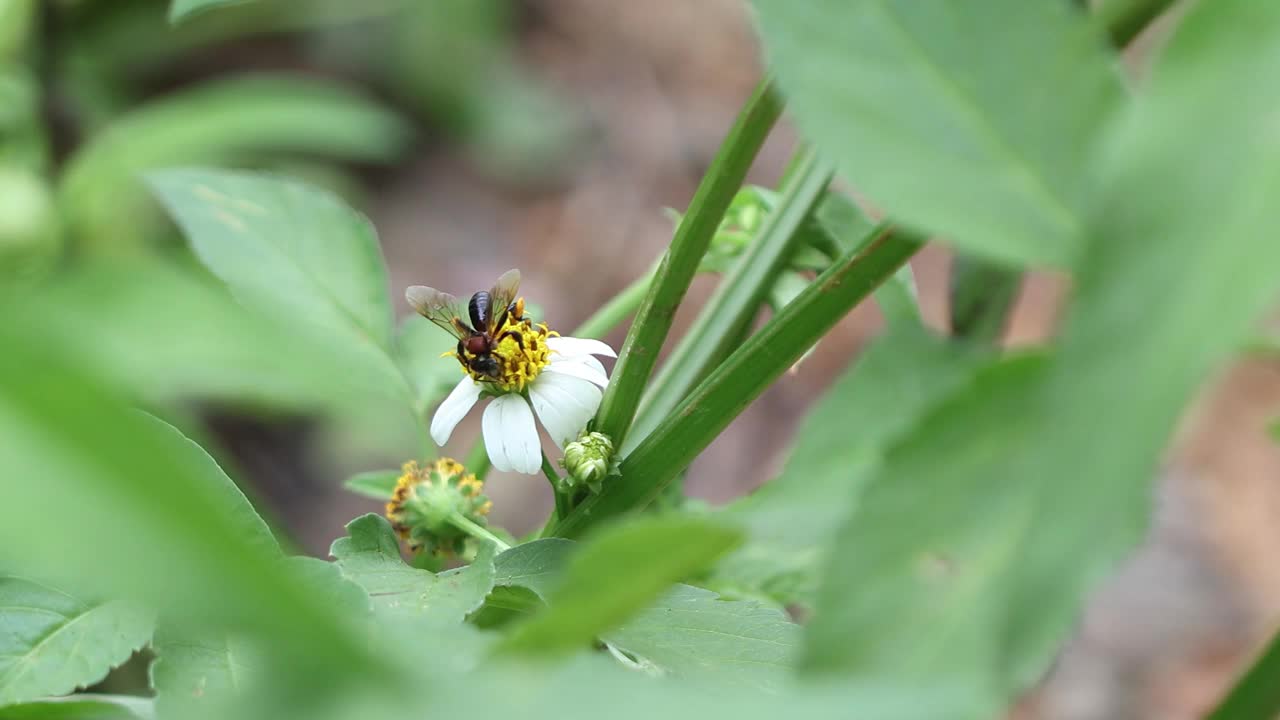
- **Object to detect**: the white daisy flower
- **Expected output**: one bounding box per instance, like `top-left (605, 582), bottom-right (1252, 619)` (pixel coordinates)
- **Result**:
top-left (406, 270), bottom-right (616, 475)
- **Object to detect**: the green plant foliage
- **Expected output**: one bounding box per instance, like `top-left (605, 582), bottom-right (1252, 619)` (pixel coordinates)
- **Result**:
top-left (753, 0), bottom-right (1122, 267)
top-left (492, 539), bottom-right (800, 688)
top-left (0, 579), bottom-right (153, 706)
top-left (711, 326), bottom-right (993, 605)
top-left (0, 695), bottom-right (154, 720)
top-left (149, 627), bottom-right (259, 720)
top-left (395, 315), bottom-right (463, 418)
top-left (498, 518), bottom-right (742, 657)
top-left (168, 0), bottom-right (255, 24)
top-left (148, 169), bottom-right (410, 406)
top-left (60, 75), bottom-right (409, 251)
top-left (801, 0), bottom-right (1280, 709)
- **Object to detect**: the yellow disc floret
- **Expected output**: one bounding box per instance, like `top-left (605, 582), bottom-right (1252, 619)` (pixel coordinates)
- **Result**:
top-left (456, 302), bottom-right (557, 393)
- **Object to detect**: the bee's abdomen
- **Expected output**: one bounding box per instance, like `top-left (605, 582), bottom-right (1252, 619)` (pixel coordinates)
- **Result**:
top-left (469, 291), bottom-right (491, 331)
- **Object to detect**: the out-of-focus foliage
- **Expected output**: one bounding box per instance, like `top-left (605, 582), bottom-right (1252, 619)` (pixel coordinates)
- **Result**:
top-left (3, 0), bottom-right (1280, 719)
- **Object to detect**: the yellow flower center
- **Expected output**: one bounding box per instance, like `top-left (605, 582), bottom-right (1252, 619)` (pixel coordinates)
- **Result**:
top-left (456, 307), bottom-right (557, 393)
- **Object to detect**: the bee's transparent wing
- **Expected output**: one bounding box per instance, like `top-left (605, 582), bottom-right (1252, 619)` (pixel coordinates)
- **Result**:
top-left (406, 285), bottom-right (471, 339)
top-left (487, 269), bottom-right (522, 329)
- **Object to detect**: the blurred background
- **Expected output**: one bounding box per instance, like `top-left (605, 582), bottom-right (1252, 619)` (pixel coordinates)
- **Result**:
top-left (3, 1), bottom-right (1278, 718)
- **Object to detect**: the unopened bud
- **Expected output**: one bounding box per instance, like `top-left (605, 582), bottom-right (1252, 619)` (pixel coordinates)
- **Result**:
top-left (561, 431), bottom-right (617, 494)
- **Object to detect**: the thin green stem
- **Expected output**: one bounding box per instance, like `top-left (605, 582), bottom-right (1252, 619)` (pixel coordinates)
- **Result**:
top-left (549, 225), bottom-right (926, 538)
top-left (1208, 628), bottom-right (1280, 719)
top-left (1097, 0), bottom-right (1178, 47)
top-left (448, 511), bottom-right (510, 552)
top-left (592, 79), bottom-right (783, 449)
top-left (571, 261), bottom-right (659, 340)
top-left (541, 453), bottom-right (569, 522)
top-left (627, 146), bottom-right (834, 452)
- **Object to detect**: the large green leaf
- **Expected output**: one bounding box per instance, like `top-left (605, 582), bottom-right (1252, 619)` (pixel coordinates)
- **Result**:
top-left (20, 260), bottom-right (356, 411)
top-left (0, 579), bottom-right (153, 706)
top-left (711, 326), bottom-right (992, 604)
top-left (802, 0), bottom-right (1280, 709)
top-left (0, 695), bottom-right (153, 719)
top-left (149, 169), bottom-right (409, 405)
top-left (150, 627), bottom-right (258, 720)
top-left (341, 471), bottom-right (400, 501)
top-left (753, 0), bottom-right (1121, 267)
top-left (495, 518), bottom-right (745, 659)
top-left (0, 338), bottom-right (375, 671)
top-left (395, 315), bottom-right (462, 418)
top-left (60, 74), bottom-right (408, 251)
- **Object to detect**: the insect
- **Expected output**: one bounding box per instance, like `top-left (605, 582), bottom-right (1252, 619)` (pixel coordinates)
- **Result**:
top-left (406, 269), bottom-right (527, 380)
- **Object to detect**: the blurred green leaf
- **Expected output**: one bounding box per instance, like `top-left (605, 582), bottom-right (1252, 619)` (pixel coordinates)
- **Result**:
top-left (20, 259), bottom-right (375, 413)
top-left (874, 264), bottom-right (920, 329)
top-left (150, 627), bottom-right (259, 720)
top-left (0, 578), bottom-right (153, 706)
top-left (498, 517), bottom-right (741, 657)
top-left (948, 255), bottom-right (1022, 344)
top-left (493, 540), bottom-right (800, 687)
top-left (0, 695), bottom-right (153, 720)
top-left (149, 169), bottom-right (410, 406)
top-left (0, 344), bottom-right (375, 670)
top-left (342, 471), bottom-right (400, 501)
top-left (60, 75), bottom-right (410, 251)
top-left (168, 0), bottom-right (255, 24)
top-left (711, 326), bottom-right (993, 605)
top-left (753, 0), bottom-right (1121, 267)
top-left (1208, 624), bottom-right (1280, 719)
top-left (801, 0), bottom-right (1280, 704)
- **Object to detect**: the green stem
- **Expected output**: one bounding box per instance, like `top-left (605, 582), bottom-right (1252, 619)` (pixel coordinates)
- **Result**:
top-left (550, 225), bottom-right (926, 538)
top-left (592, 79), bottom-right (783, 449)
top-left (571, 261), bottom-right (659, 339)
top-left (1097, 0), bottom-right (1178, 47)
top-left (1208, 629), bottom-right (1280, 720)
top-left (448, 511), bottom-right (510, 552)
top-left (627, 146), bottom-right (835, 453)
top-left (542, 453), bottom-right (569, 521)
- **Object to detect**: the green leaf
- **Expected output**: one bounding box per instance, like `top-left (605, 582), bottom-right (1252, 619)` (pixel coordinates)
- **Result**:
top-left (948, 255), bottom-right (1022, 344)
top-left (60, 74), bottom-right (409, 251)
top-left (330, 514), bottom-right (495, 624)
top-left (0, 579), bottom-right (153, 706)
top-left (0, 695), bottom-right (153, 719)
top-left (801, 0), bottom-right (1280, 704)
top-left (0, 340), bottom-right (376, 671)
top-left (342, 471), bottom-right (401, 501)
top-left (498, 517), bottom-right (741, 657)
top-left (168, 0), bottom-right (254, 23)
top-left (150, 626), bottom-right (258, 720)
top-left (148, 169), bottom-right (409, 404)
top-left (493, 539), bottom-right (800, 688)
top-left (711, 326), bottom-right (993, 605)
top-left (21, 260), bottom-right (359, 411)
top-left (753, 0), bottom-right (1121, 267)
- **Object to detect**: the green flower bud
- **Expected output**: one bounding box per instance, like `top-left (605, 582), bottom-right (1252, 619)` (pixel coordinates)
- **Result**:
top-left (385, 458), bottom-right (492, 558)
top-left (560, 431), bottom-right (617, 494)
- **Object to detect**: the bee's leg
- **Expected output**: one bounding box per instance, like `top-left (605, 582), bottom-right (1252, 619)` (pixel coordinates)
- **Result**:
top-left (500, 330), bottom-right (525, 349)
top-left (456, 339), bottom-right (465, 356)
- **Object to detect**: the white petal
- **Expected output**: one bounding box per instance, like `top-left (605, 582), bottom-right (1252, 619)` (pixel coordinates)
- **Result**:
top-left (529, 372), bottom-right (602, 449)
top-left (545, 356), bottom-right (609, 388)
top-left (431, 377), bottom-right (482, 446)
top-left (483, 394), bottom-right (541, 474)
top-left (547, 336), bottom-right (617, 359)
